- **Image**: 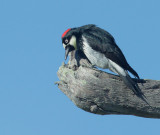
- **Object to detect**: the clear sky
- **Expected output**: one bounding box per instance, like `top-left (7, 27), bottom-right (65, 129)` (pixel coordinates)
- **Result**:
top-left (0, 0), bottom-right (160, 135)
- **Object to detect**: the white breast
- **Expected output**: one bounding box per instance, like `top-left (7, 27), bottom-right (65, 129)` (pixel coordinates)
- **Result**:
top-left (82, 36), bottom-right (127, 76)
top-left (82, 36), bottom-right (109, 69)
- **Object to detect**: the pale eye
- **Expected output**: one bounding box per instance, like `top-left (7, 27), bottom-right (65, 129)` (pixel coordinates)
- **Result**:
top-left (65, 39), bottom-right (69, 44)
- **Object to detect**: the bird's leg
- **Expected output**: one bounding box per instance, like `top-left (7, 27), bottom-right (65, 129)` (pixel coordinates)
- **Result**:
top-left (67, 50), bottom-right (92, 70)
top-left (75, 50), bottom-right (92, 68)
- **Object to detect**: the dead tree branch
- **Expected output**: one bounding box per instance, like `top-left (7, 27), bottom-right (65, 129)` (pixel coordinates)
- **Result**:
top-left (56, 51), bottom-right (160, 118)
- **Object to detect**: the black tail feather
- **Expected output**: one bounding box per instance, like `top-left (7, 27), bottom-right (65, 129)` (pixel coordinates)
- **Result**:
top-left (127, 65), bottom-right (140, 79)
top-left (120, 74), bottom-right (150, 106)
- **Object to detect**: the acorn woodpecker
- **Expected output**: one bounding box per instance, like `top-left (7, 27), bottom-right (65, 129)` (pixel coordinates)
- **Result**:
top-left (61, 24), bottom-right (147, 103)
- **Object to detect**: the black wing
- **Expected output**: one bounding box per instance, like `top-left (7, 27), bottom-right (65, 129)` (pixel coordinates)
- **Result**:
top-left (80, 25), bottom-right (139, 78)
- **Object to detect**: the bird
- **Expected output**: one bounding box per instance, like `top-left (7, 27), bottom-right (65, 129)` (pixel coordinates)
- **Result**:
top-left (61, 24), bottom-right (148, 104)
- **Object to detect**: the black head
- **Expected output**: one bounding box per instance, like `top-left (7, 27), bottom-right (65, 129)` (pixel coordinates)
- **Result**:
top-left (61, 28), bottom-right (77, 60)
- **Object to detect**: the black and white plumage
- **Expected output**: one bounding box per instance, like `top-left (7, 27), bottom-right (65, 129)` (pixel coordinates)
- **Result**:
top-left (61, 24), bottom-right (147, 103)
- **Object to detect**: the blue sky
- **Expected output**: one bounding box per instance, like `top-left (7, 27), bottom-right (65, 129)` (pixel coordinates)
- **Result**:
top-left (0, 0), bottom-right (160, 135)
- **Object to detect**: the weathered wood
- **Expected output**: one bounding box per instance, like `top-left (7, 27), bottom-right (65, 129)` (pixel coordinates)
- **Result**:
top-left (56, 51), bottom-right (160, 118)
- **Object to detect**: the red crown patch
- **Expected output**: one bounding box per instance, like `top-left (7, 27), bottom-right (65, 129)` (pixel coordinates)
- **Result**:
top-left (62, 28), bottom-right (71, 38)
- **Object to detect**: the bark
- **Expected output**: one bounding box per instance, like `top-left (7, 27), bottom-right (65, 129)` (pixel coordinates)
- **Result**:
top-left (56, 51), bottom-right (160, 118)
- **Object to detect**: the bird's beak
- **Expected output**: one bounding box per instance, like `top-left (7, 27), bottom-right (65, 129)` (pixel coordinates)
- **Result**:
top-left (65, 45), bottom-right (74, 60)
